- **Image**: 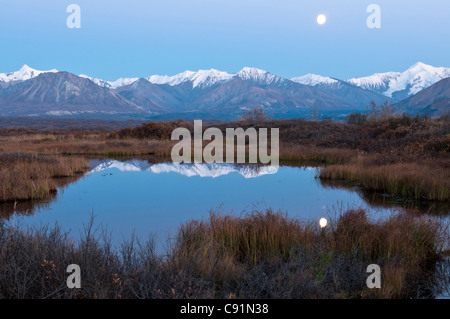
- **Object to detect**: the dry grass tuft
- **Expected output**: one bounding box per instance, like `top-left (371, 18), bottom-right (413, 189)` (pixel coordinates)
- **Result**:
top-left (320, 158), bottom-right (449, 201)
top-left (0, 153), bottom-right (88, 202)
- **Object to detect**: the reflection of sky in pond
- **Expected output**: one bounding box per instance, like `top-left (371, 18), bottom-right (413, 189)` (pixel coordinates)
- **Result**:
top-left (7, 160), bottom-right (396, 249)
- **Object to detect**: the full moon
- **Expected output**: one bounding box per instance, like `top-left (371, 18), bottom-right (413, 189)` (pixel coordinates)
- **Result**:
top-left (317, 14), bottom-right (327, 25)
top-left (319, 218), bottom-right (328, 228)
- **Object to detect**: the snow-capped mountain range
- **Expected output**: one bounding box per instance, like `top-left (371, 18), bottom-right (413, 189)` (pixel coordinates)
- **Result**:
top-left (0, 62), bottom-right (448, 118)
top-left (79, 67), bottom-right (284, 90)
top-left (2, 62), bottom-right (448, 101)
top-left (80, 63), bottom-right (450, 100)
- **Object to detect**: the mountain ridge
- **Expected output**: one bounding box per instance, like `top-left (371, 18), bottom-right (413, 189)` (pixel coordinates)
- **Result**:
top-left (0, 63), bottom-right (448, 119)
top-left (3, 62), bottom-right (449, 93)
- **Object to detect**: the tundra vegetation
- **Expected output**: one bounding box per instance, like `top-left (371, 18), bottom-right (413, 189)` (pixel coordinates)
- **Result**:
top-left (0, 208), bottom-right (448, 299)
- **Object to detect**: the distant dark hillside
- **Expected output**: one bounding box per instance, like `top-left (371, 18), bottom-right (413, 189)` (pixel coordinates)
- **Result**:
top-left (395, 77), bottom-right (450, 116)
top-left (0, 117), bottom-right (146, 130)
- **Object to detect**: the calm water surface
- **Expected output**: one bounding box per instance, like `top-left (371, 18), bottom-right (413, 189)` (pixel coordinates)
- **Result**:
top-left (2, 160), bottom-right (441, 248)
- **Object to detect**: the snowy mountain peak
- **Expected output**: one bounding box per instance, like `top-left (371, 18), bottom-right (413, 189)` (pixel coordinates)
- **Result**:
top-left (19, 64), bottom-right (33, 72)
top-left (409, 62), bottom-right (430, 70)
top-left (237, 67), bottom-right (268, 78)
top-left (0, 65), bottom-right (58, 83)
top-left (346, 62), bottom-right (450, 100)
top-left (236, 67), bottom-right (283, 85)
top-left (385, 62), bottom-right (450, 97)
top-left (146, 69), bottom-right (233, 88)
top-left (188, 69), bottom-right (234, 88)
top-left (291, 74), bottom-right (339, 86)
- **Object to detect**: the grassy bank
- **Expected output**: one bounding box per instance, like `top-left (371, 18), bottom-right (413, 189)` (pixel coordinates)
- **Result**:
top-left (0, 153), bottom-right (88, 202)
top-left (0, 130), bottom-right (174, 157)
top-left (320, 158), bottom-right (449, 201)
top-left (0, 209), bottom-right (448, 299)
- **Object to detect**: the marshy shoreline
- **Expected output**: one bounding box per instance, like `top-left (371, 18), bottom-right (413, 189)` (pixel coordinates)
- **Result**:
top-left (0, 208), bottom-right (448, 299)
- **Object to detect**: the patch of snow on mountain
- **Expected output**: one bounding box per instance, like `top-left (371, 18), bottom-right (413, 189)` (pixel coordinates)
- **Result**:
top-left (79, 75), bottom-right (140, 89)
top-left (79, 75), bottom-right (112, 88)
top-left (109, 77), bottom-right (140, 89)
top-left (147, 69), bottom-right (234, 88)
top-left (146, 74), bottom-right (173, 85)
top-left (148, 70), bottom-right (196, 86)
top-left (291, 74), bottom-right (339, 86)
top-left (236, 67), bottom-right (283, 85)
top-left (347, 72), bottom-right (400, 92)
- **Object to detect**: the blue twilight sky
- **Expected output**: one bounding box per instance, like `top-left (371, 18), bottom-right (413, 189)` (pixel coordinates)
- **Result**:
top-left (0, 0), bottom-right (449, 81)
